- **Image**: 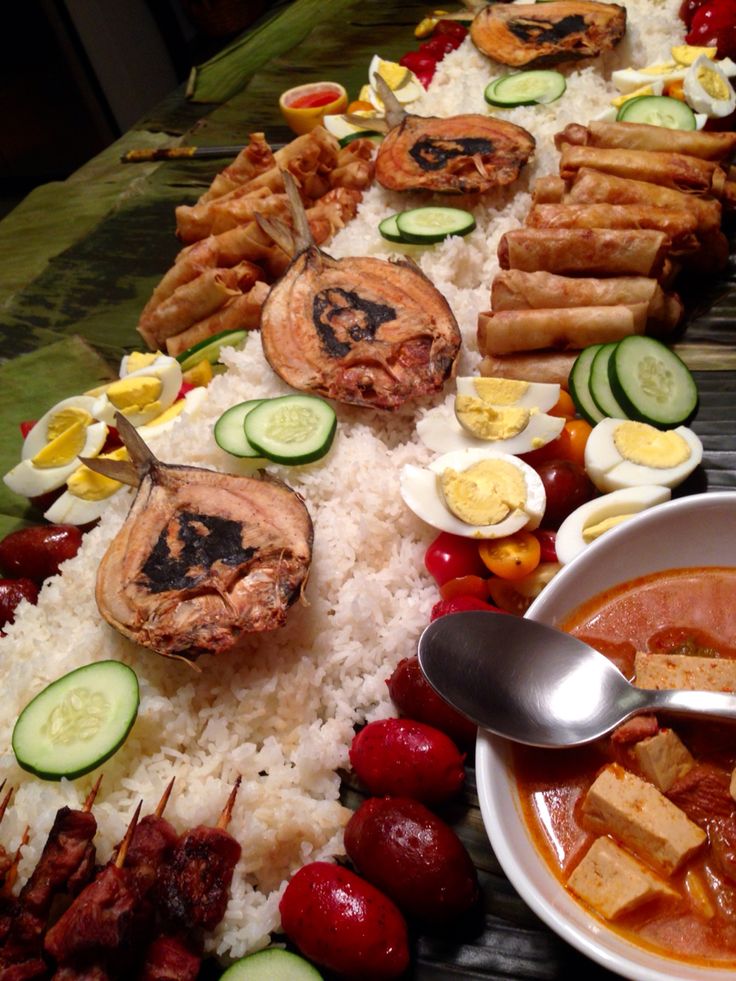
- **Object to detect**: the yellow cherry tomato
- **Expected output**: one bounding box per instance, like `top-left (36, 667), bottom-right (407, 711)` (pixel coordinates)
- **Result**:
top-left (478, 531), bottom-right (541, 581)
top-left (347, 99), bottom-right (376, 113)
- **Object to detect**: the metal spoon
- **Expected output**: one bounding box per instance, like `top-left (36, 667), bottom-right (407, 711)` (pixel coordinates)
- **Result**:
top-left (418, 611), bottom-right (736, 748)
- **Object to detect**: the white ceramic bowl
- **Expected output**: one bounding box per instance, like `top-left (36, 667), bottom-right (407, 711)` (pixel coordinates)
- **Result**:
top-left (476, 490), bottom-right (736, 981)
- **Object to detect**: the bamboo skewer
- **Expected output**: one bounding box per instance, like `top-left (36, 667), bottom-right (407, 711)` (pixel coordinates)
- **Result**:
top-left (83, 774), bottom-right (103, 813)
top-left (0, 785), bottom-right (13, 825)
top-left (154, 778), bottom-right (175, 819)
top-left (217, 777), bottom-right (241, 830)
top-left (2, 826), bottom-right (29, 897)
top-left (120, 146), bottom-right (248, 163)
top-left (115, 802), bottom-right (142, 870)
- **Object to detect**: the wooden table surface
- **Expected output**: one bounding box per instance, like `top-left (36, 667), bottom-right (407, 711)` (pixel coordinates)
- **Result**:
top-left (0, 2), bottom-right (734, 977)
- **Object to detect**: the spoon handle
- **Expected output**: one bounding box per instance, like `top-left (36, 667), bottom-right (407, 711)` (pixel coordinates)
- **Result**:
top-left (646, 688), bottom-right (736, 723)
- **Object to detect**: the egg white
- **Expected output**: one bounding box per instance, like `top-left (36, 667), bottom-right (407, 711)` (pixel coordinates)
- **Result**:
top-left (555, 485), bottom-right (672, 564)
top-left (584, 418), bottom-right (703, 493)
top-left (454, 377), bottom-right (560, 411)
top-left (44, 484), bottom-right (126, 526)
top-left (4, 421), bottom-right (109, 497)
top-left (137, 386), bottom-right (208, 440)
top-left (417, 402), bottom-right (564, 456)
top-left (684, 56), bottom-right (736, 117)
top-left (400, 448), bottom-right (546, 539)
top-left (22, 395), bottom-right (108, 461)
top-left (95, 354), bottom-right (182, 427)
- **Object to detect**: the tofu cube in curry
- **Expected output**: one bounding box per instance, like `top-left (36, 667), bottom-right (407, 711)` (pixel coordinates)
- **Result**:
top-left (582, 764), bottom-right (706, 876)
top-left (634, 728), bottom-right (695, 793)
top-left (635, 653), bottom-right (736, 693)
top-left (568, 836), bottom-right (679, 920)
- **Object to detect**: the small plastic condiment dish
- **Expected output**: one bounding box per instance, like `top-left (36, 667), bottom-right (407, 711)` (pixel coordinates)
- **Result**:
top-left (475, 490), bottom-right (736, 981)
top-left (279, 82), bottom-right (348, 135)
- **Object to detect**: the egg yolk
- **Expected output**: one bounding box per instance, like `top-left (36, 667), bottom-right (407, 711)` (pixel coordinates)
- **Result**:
top-left (583, 513), bottom-right (633, 543)
top-left (697, 65), bottom-right (729, 100)
top-left (440, 459), bottom-right (526, 526)
top-left (106, 376), bottom-right (162, 413)
top-left (469, 377), bottom-right (529, 405)
top-left (67, 447), bottom-right (129, 501)
top-left (671, 45), bottom-right (717, 65)
top-left (613, 421), bottom-right (690, 468)
top-left (144, 400), bottom-right (187, 428)
top-left (32, 419), bottom-right (88, 468)
top-left (124, 351), bottom-right (159, 373)
top-left (46, 407), bottom-right (93, 440)
top-left (374, 59), bottom-right (411, 89)
top-left (455, 397), bottom-right (530, 440)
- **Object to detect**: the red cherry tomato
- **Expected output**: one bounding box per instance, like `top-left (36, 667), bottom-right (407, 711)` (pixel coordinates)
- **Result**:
top-left (19, 420), bottom-right (37, 439)
top-left (686, 0), bottom-right (736, 57)
top-left (535, 460), bottom-right (596, 529)
top-left (439, 574), bottom-right (489, 601)
top-left (430, 595), bottom-right (503, 620)
top-left (424, 531), bottom-right (486, 586)
top-left (176, 382), bottom-right (196, 400)
top-left (533, 529), bottom-right (558, 564)
top-left (350, 718), bottom-right (465, 804)
top-left (279, 862), bottom-right (409, 980)
top-left (679, 0), bottom-right (711, 26)
top-left (419, 36), bottom-right (460, 59)
top-left (434, 19), bottom-right (469, 39)
top-left (398, 51), bottom-right (438, 75)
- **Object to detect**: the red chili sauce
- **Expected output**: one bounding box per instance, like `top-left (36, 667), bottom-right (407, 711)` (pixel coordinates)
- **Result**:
top-left (514, 566), bottom-right (736, 966)
top-left (288, 89), bottom-right (340, 109)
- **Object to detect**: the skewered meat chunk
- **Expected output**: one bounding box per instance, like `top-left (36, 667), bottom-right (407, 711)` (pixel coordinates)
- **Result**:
top-left (138, 936), bottom-right (200, 981)
top-left (19, 809), bottom-right (96, 918)
top-left (123, 815), bottom-right (179, 901)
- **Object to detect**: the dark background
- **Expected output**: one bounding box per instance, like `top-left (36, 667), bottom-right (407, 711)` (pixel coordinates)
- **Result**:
top-left (0, 0), bottom-right (274, 217)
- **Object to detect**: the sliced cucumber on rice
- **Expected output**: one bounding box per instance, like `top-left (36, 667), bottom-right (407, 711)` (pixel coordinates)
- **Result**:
top-left (617, 94), bottom-right (696, 130)
top-left (378, 214), bottom-right (406, 242)
top-left (214, 399), bottom-right (265, 458)
top-left (394, 206), bottom-right (476, 243)
top-left (244, 394), bottom-right (337, 465)
top-left (484, 70), bottom-right (566, 107)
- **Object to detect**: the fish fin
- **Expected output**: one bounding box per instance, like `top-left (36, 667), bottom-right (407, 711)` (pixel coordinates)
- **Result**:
top-left (255, 211), bottom-right (296, 256)
top-left (283, 170), bottom-right (314, 253)
top-left (114, 412), bottom-right (158, 474)
top-left (372, 74), bottom-right (406, 129)
top-left (344, 112), bottom-right (390, 134)
top-left (78, 456), bottom-right (141, 487)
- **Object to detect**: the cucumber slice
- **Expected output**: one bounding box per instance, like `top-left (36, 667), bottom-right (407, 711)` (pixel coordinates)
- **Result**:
top-left (568, 345), bottom-right (607, 425)
top-left (244, 395), bottom-right (337, 465)
top-left (339, 131), bottom-right (382, 147)
top-left (176, 330), bottom-right (248, 372)
top-left (378, 214), bottom-right (405, 242)
top-left (617, 94), bottom-right (696, 130)
top-left (220, 949), bottom-right (323, 980)
top-left (12, 661), bottom-right (139, 781)
top-left (214, 399), bottom-right (265, 458)
top-left (589, 343), bottom-right (629, 419)
top-left (395, 207), bottom-right (475, 244)
top-left (608, 335), bottom-right (698, 427)
top-left (484, 70), bottom-right (566, 107)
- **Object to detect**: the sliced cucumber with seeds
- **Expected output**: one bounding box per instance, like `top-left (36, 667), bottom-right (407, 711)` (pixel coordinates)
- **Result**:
top-left (244, 395), bottom-right (337, 465)
top-left (378, 214), bottom-right (405, 243)
top-left (220, 949), bottom-right (323, 980)
top-left (484, 70), bottom-right (566, 107)
top-left (609, 335), bottom-right (698, 428)
top-left (339, 131), bottom-right (383, 148)
top-left (13, 661), bottom-right (139, 781)
top-left (589, 343), bottom-right (629, 419)
top-left (214, 399), bottom-right (265, 458)
top-left (176, 329), bottom-right (248, 371)
top-left (617, 95), bottom-right (696, 130)
top-left (395, 206), bottom-right (475, 244)
top-left (569, 345), bottom-right (607, 425)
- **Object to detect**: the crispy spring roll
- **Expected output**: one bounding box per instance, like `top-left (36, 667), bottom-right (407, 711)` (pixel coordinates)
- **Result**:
top-left (165, 281), bottom-right (270, 357)
top-left (477, 303), bottom-right (648, 355)
top-left (491, 269), bottom-right (682, 335)
top-left (480, 352), bottom-right (577, 389)
top-left (200, 133), bottom-right (276, 203)
top-left (525, 202), bottom-right (700, 253)
top-left (531, 175), bottom-right (567, 204)
top-left (138, 262), bottom-right (263, 349)
top-left (559, 144), bottom-right (728, 197)
top-left (556, 121), bottom-right (736, 162)
top-left (176, 185), bottom-right (274, 243)
top-left (567, 167), bottom-right (722, 233)
top-left (498, 227), bottom-right (669, 278)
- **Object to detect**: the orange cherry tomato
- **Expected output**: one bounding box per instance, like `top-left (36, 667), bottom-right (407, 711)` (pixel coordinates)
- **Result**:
top-left (486, 577), bottom-right (531, 615)
top-left (347, 99), bottom-right (375, 113)
top-left (521, 418), bottom-right (592, 468)
top-left (439, 574), bottom-right (489, 601)
top-left (548, 390), bottom-right (576, 418)
top-left (478, 531), bottom-right (541, 581)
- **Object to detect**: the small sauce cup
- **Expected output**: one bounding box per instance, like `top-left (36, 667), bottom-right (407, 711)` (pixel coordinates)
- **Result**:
top-left (279, 82), bottom-right (348, 135)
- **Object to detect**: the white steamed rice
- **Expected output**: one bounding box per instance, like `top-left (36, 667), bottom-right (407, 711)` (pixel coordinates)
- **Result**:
top-left (0, 0), bottom-right (684, 961)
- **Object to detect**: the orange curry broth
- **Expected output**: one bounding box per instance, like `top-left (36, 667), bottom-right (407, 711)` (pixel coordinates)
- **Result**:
top-left (514, 566), bottom-right (736, 966)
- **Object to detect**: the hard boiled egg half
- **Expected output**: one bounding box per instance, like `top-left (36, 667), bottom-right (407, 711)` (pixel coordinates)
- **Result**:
top-left (584, 418), bottom-right (702, 493)
top-left (556, 485), bottom-right (672, 565)
top-left (92, 353), bottom-right (182, 428)
top-left (417, 376), bottom-right (564, 455)
top-left (44, 446), bottom-right (131, 526)
top-left (364, 55), bottom-right (424, 108)
top-left (400, 448), bottom-right (546, 539)
top-left (4, 396), bottom-right (108, 497)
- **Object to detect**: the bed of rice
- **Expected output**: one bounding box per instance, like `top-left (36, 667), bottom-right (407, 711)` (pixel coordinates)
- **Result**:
top-left (0, 0), bottom-right (684, 962)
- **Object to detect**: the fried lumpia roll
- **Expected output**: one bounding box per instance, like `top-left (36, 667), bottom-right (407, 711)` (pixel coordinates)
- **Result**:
top-left (498, 227), bottom-right (669, 278)
top-left (477, 303), bottom-right (647, 355)
top-left (165, 281), bottom-right (270, 357)
top-left (525, 202), bottom-right (700, 253)
top-left (138, 262), bottom-right (264, 349)
top-left (176, 186), bottom-right (274, 243)
top-left (559, 144), bottom-right (728, 197)
top-left (491, 270), bottom-right (682, 335)
top-left (480, 352), bottom-right (577, 389)
top-left (329, 138), bottom-right (376, 191)
top-left (567, 167), bottom-right (722, 233)
top-left (531, 175), bottom-right (567, 204)
top-left (556, 121), bottom-right (736, 162)
top-left (200, 133), bottom-right (276, 203)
